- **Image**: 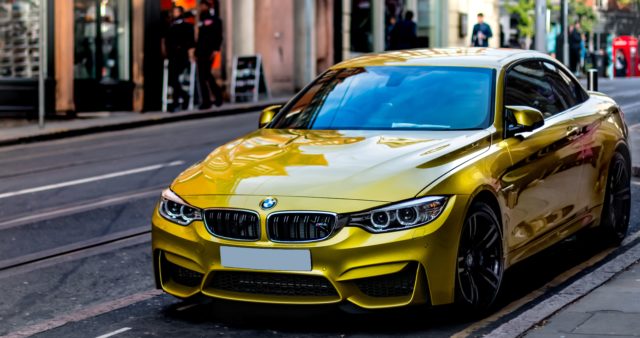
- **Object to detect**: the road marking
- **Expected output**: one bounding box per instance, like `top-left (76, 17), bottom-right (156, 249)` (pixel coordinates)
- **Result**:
top-left (452, 229), bottom-right (640, 338)
top-left (176, 303), bottom-right (199, 312)
top-left (0, 188), bottom-right (162, 231)
top-left (95, 327), bottom-right (132, 338)
top-left (621, 101), bottom-right (640, 112)
top-left (0, 161), bottom-right (184, 200)
top-left (1, 290), bottom-right (161, 338)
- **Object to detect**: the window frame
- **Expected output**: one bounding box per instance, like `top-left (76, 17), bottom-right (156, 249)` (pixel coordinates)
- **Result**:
top-left (502, 57), bottom-right (590, 139)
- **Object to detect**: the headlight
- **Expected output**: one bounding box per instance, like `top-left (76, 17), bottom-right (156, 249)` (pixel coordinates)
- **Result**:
top-left (348, 196), bottom-right (448, 233)
top-left (158, 189), bottom-right (202, 226)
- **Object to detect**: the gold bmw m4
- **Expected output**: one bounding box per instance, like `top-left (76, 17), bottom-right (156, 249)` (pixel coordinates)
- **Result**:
top-left (152, 48), bottom-right (630, 312)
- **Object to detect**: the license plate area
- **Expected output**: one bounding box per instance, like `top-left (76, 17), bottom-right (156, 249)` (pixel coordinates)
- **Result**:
top-left (220, 246), bottom-right (311, 271)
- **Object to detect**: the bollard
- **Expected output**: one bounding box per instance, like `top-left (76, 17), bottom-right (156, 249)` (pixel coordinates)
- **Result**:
top-left (587, 68), bottom-right (598, 92)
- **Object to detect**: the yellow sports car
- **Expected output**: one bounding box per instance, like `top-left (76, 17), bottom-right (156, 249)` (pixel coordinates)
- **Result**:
top-left (152, 48), bottom-right (630, 312)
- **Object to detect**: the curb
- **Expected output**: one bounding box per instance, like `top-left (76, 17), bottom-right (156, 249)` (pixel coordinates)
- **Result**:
top-left (482, 234), bottom-right (640, 338)
top-left (0, 101), bottom-right (285, 148)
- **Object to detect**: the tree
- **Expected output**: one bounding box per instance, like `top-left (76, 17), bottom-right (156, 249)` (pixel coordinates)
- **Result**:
top-left (507, 0), bottom-right (535, 40)
top-left (569, 0), bottom-right (598, 33)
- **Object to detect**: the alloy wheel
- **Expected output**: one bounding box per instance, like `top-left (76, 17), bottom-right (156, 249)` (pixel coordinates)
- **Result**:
top-left (456, 203), bottom-right (504, 310)
top-left (603, 152), bottom-right (631, 243)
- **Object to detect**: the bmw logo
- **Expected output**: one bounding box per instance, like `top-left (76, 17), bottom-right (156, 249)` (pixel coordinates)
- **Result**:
top-left (260, 197), bottom-right (278, 210)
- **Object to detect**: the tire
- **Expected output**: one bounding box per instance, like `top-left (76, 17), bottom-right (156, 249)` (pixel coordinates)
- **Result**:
top-left (455, 201), bottom-right (504, 313)
top-left (599, 151), bottom-right (631, 245)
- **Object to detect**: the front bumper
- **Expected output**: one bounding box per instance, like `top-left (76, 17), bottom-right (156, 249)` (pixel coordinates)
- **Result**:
top-left (151, 195), bottom-right (469, 309)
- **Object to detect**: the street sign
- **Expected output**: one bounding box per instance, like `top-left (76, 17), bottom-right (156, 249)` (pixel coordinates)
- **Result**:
top-left (231, 55), bottom-right (270, 103)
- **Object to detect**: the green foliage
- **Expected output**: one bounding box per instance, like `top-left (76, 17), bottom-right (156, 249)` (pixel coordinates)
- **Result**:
top-left (507, 0), bottom-right (599, 36)
top-left (569, 0), bottom-right (597, 33)
top-left (507, 0), bottom-right (535, 38)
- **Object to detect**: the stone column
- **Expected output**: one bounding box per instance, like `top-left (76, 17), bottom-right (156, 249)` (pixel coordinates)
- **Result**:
top-left (294, 0), bottom-right (316, 90)
top-left (372, 0), bottom-right (385, 52)
top-left (54, 0), bottom-right (74, 113)
top-left (132, 0), bottom-right (145, 112)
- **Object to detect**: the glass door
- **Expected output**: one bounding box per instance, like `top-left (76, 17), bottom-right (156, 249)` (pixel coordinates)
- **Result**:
top-left (74, 0), bottom-right (129, 83)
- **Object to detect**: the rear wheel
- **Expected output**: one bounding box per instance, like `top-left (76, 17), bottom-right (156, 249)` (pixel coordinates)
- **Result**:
top-left (599, 151), bottom-right (631, 245)
top-left (455, 201), bottom-right (504, 313)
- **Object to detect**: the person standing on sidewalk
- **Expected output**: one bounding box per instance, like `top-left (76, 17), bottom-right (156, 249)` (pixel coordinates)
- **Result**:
top-left (195, 0), bottom-right (224, 109)
top-left (164, 6), bottom-right (195, 112)
top-left (388, 11), bottom-right (417, 50)
top-left (471, 13), bottom-right (493, 47)
top-left (568, 22), bottom-right (582, 74)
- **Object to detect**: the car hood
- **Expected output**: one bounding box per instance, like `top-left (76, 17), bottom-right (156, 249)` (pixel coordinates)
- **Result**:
top-left (171, 128), bottom-right (491, 202)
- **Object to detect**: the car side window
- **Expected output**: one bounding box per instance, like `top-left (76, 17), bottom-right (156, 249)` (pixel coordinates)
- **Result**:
top-left (504, 61), bottom-right (562, 118)
top-left (542, 61), bottom-right (586, 109)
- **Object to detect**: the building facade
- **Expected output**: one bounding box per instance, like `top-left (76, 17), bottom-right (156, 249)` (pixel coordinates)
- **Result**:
top-left (0, 0), bottom-right (500, 116)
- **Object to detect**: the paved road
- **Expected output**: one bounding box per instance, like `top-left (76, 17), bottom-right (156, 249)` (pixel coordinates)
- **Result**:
top-left (1, 78), bottom-right (640, 337)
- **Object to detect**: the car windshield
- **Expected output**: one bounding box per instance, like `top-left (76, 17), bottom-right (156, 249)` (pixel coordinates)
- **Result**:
top-left (269, 66), bottom-right (495, 131)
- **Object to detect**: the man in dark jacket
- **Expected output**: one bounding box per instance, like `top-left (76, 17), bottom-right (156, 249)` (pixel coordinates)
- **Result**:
top-left (164, 6), bottom-right (195, 111)
top-left (568, 22), bottom-right (582, 73)
top-left (196, 0), bottom-right (223, 109)
top-left (389, 11), bottom-right (417, 50)
top-left (471, 13), bottom-right (493, 47)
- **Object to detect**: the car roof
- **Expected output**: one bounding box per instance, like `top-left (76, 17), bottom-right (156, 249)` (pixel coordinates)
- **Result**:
top-left (331, 48), bottom-right (554, 70)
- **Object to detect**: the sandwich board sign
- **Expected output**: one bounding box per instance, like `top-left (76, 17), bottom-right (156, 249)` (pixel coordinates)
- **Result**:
top-left (231, 55), bottom-right (270, 103)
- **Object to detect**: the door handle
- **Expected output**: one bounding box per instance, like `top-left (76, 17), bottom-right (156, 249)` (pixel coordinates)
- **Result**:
top-left (566, 125), bottom-right (580, 137)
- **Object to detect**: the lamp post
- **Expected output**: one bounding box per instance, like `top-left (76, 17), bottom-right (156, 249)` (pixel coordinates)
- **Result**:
top-left (38, 0), bottom-right (47, 129)
top-left (535, 0), bottom-right (547, 52)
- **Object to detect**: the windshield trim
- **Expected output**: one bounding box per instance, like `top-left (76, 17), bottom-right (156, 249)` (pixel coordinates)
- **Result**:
top-left (267, 66), bottom-right (497, 131)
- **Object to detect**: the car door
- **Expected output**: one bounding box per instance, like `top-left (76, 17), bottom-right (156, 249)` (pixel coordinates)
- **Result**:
top-left (539, 60), bottom-right (596, 217)
top-left (500, 60), bottom-right (585, 261)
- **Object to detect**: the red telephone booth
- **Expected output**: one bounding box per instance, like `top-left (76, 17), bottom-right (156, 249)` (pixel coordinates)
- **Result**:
top-left (612, 36), bottom-right (640, 77)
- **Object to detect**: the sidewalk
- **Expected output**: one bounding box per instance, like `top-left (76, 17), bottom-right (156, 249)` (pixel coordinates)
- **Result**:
top-left (525, 260), bottom-right (640, 338)
top-left (0, 97), bottom-right (287, 147)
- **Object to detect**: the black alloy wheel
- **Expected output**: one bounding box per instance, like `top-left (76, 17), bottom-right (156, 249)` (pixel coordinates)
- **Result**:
top-left (456, 202), bottom-right (504, 312)
top-left (600, 152), bottom-right (631, 245)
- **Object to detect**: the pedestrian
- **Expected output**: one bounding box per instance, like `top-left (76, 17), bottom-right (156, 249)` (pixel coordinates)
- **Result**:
top-left (568, 22), bottom-right (582, 74)
top-left (196, 0), bottom-right (223, 109)
top-left (471, 13), bottom-right (493, 47)
top-left (164, 6), bottom-right (195, 112)
top-left (615, 50), bottom-right (627, 77)
top-left (389, 11), bottom-right (417, 50)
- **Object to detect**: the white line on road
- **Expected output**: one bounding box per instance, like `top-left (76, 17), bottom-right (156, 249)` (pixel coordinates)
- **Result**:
top-left (622, 101), bottom-right (640, 112)
top-left (95, 327), bottom-right (131, 338)
top-left (0, 161), bottom-right (184, 200)
top-left (175, 303), bottom-right (199, 312)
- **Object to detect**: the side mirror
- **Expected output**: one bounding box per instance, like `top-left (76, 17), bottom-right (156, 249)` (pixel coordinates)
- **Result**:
top-left (259, 105), bottom-right (282, 128)
top-left (506, 105), bottom-right (544, 136)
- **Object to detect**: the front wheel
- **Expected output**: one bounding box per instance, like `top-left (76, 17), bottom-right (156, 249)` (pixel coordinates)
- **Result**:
top-left (455, 201), bottom-right (504, 313)
top-left (599, 151), bottom-right (631, 245)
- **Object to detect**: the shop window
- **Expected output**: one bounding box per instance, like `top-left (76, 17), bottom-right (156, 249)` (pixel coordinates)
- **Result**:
top-left (0, 0), bottom-right (41, 78)
top-left (74, 0), bottom-right (130, 82)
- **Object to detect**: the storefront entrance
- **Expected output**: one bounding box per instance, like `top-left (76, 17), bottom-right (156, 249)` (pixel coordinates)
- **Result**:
top-left (73, 0), bottom-right (133, 111)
